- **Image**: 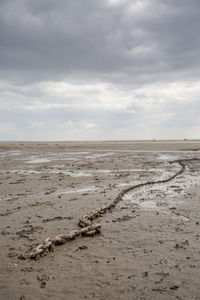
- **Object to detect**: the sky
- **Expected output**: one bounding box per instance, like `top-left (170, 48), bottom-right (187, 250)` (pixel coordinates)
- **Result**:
top-left (0, 0), bottom-right (200, 141)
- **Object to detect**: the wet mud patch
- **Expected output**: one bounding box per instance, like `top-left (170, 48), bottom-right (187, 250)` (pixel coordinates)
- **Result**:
top-left (1, 145), bottom-right (200, 300)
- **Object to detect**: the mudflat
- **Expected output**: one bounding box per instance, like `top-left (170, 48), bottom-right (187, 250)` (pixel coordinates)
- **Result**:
top-left (0, 141), bottom-right (200, 300)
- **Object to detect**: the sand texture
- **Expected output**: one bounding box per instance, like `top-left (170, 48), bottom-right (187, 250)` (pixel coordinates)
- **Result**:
top-left (0, 141), bottom-right (200, 299)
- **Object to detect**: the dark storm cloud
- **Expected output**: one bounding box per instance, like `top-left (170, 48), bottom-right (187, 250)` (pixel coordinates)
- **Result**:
top-left (1, 0), bottom-right (200, 85)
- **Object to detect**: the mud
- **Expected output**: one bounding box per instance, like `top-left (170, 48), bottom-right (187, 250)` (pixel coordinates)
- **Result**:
top-left (0, 141), bottom-right (200, 299)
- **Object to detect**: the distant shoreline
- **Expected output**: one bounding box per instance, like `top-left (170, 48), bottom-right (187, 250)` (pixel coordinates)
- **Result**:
top-left (1, 140), bottom-right (200, 152)
top-left (0, 139), bottom-right (200, 143)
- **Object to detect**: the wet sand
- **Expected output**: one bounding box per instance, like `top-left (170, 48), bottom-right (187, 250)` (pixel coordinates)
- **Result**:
top-left (0, 142), bottom-right (200, 299)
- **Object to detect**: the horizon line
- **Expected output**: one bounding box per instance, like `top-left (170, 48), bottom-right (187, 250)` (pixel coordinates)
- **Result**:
top-left (1, 139), bottom-right (200, 143)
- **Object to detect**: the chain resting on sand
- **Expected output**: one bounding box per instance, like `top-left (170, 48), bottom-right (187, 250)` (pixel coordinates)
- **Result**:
top-left (18, 158), bottom-right (198, 260)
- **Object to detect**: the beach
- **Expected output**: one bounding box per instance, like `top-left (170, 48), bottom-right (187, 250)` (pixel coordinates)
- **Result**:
top-left (0, 141), bottom-right (200, 299)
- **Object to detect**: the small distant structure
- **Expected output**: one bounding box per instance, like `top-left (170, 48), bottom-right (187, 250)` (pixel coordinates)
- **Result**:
top-left (184, 138), bottom-right (188, 141)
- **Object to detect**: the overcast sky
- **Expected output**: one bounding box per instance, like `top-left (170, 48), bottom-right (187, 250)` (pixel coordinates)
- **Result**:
top-left (0, 0), bottom-right (200, 141)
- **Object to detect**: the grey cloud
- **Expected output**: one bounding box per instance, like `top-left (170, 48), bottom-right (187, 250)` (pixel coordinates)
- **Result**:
top-left (1, 0), bottom-right (200, 140)
top-left (1, 0), bottom-right (200, 85)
